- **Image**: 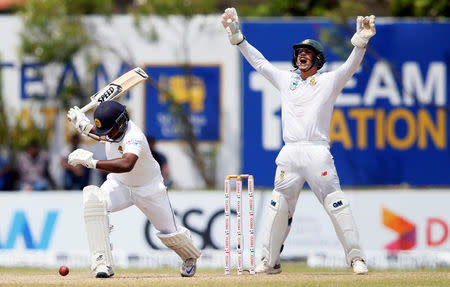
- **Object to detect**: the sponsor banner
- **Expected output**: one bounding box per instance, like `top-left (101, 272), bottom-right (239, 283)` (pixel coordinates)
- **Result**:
top-left (241, 20), bottom-right (450, 187)
top-left (0, 190), bottom-right (449, 269)
top-left (144, 65), bottom-right (221, 141)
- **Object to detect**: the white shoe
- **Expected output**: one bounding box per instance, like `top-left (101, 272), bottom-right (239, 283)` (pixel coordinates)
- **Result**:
top-left (95, 264), bottom-right (114, 278)
top-left (352, 258), bottom-right (368, 275)
top-left (255, 258), bottom-right (282, 274)
top-left (180, 258), bottom-right (197, 277)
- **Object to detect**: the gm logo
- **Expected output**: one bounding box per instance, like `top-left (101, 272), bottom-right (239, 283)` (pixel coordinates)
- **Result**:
top-left (383, 208), bottom-right (416, 251)
top-left (0, 210), bottom-right (58, 250)
top-left (333, 200), bottom-right (343, 208)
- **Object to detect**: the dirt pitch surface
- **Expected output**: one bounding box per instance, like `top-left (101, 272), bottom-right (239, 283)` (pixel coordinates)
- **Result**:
top-left (1, 266), bottom-right (449, 287)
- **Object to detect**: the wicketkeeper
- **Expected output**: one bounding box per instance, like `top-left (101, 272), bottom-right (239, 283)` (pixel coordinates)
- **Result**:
top-left (67, 101), bottom-right (201, 278)
top-left (222, 8), bottom-right (375, 275)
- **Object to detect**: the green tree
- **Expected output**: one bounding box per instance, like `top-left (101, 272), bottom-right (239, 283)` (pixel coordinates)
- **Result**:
top-left (0, 53), bottom-right (49, 154)
top-left (19, 0), bottom-right (115, 109)
top-left (131, 0), bottom-right (221, 187)
top-left (6, 0), bottom-right (96, 159)
top-left (389, 0), bottom-right (449, 17)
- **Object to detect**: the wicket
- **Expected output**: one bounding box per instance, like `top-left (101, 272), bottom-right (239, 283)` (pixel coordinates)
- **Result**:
top-left (224, 174), bottom-right (255, 275)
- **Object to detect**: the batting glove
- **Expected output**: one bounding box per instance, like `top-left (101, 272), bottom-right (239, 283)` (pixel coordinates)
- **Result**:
top-left (221, 7), bottom-right (245, 45)
top-left (68, 148), bottom-right (98, 169)
top-left (67, 106), bottom-right (93, 135)
top-left (351, 15), bottom-right (376, 48)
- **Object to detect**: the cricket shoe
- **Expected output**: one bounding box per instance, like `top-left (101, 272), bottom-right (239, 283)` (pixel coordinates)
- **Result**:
top-left (255, 258), bottom-right (282, 274)
top-left (352, 258), bottom-right (368, 275)
top-left (95, 264), bottom-right (115, 278)
top-left (180, 258), bottom-right (197, 277)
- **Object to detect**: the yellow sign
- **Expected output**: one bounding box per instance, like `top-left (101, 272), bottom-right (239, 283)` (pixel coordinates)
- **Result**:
top-left (158, 75), bottom-right (206, 112)
top-left (330, 108), bottom-right (446, 150)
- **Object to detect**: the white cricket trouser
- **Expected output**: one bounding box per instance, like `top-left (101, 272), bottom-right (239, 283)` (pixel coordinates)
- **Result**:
top-left (100, 173), bottom-right (177, 234)
top-left (273, 141), bottom-right (364, 264)
top-left (274, 142), bottom-right (341, 215)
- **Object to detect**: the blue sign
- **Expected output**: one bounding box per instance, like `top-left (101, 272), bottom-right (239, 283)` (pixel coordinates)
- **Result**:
top-left (144, 65), bottom-right (220, 141)
top-left (0, 210), bottom-right (58, 249)
top-left (241, 20), bottom-right (450, 187)
top-left (13, 61), bottom-right (135, 100)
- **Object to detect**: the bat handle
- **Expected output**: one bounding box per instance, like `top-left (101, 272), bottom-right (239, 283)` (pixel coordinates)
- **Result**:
top-left (80, 102), bottom-right (97, 113)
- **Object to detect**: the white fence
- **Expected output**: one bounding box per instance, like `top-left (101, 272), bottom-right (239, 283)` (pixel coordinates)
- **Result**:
top-left (0, 189), bottom-right (449, 269)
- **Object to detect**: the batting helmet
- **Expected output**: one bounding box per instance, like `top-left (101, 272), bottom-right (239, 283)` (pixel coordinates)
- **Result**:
top-left (93, 101), bottom-right (129, 139)
top-left (292, 39), bottom-right (326, 70)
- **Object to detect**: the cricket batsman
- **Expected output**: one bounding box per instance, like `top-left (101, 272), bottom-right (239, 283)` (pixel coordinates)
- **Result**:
top-left (222, 8), bottom-right (375, 275)
top-left (67, 100), bottom-right (201, 278)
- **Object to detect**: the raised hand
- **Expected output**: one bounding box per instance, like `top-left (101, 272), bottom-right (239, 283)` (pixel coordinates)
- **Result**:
top-left (221, 7), bottom-right (245, 45)
top-left (67, 106), bottom-right (92, 135)
top-left (351, 15), bottom-right (376, 48)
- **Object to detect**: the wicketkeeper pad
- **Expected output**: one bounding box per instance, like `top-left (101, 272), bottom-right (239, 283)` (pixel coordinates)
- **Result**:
top-left (261, 190), bottom-right (289, 267)
top-left (324, 191), bottom-right (365, 265)
top-left (83, 185), bottom-right (114, 270)
top-left (157, 226), bottom-right (201, 261)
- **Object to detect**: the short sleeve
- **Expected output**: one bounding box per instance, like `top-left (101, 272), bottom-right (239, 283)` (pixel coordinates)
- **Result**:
top-left (122, 137), bottom-right (143, 157)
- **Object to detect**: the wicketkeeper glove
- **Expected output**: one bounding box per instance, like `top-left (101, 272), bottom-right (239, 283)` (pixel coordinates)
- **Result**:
top-left (67, 106), bottom-right (93, 135)
top-left (68, 148), bottom-right (98, 169)
top-left (351, 15), bottom-right (376, 48)
top-left (221, 7), bottom-right (245, 45)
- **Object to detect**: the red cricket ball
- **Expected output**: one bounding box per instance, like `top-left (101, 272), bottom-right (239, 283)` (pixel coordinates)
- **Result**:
top-left (59, 265), bottom-right (69, 276)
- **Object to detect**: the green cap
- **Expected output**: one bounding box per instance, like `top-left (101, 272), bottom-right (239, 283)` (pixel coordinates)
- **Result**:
top-left (293, 39), bottom-right (324, 54)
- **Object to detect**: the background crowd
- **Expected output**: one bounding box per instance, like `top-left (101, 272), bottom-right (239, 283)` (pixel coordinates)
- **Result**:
top-left (0, 134), bottom-right (171, 191)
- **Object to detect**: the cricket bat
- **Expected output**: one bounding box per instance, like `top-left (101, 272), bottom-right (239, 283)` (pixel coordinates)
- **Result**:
top-left (79, 67), bottom-right (148, 113)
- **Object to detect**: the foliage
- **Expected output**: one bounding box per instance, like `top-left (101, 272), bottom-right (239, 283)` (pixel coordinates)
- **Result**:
top-left (131, 0), bottom-right (219, 16)
top-left (18, 0), bottom-right (115, 109)
top-left (9, 113), bottom-right (49, 151)
top-left (0, 64), bottom-right (48, 152)
top-left (0, 0), bottom-right (106, 160)
top-left (0, 55), bottom-right (47, 153)
top-left (389, 0), bottom-right (449, 17)
top-left (132, 1), bottom-right (219, 187)
top-left (0, 53), bottom-right (7, 147)
top-left (4, 0), bottom-right (449, 17)
top-left (130, 0), bottom-right (450, 17)
top-left (237, 0), bottom-right (339, 17)
top-left (66, 0), bottom-right (114, 15)
top-left (19, 0), bottom-right (89, 63)
top-left (234, 0), bottom-right (449, 17)
top-left (8, 1), bottom-right (85, 153)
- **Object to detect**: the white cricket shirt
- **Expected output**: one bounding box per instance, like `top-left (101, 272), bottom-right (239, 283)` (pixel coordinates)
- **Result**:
top-left (105, 120), bottom-right (162, 186)
top-left (239, 40), bottom-right (365, 143)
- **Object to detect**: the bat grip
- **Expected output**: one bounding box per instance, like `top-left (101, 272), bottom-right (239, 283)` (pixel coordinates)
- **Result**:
top-left (80, 102), bottom-right (97, 113)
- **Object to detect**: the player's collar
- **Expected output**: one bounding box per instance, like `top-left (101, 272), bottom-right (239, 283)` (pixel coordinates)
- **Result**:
top-left (300, 71), bottom-right (320, 81)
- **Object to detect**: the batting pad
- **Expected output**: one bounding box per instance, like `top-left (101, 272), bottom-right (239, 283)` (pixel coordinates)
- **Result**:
top-left (324, 191), bottom-right (365, 265)
top-left (157, 226), bottom-right (201, 261)
top-left (261, 190), bottom-right (289, 267)
top-left (83, 185), bottom-right (114, 270)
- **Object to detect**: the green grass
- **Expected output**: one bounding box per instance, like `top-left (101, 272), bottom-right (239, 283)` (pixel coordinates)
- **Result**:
top-left (1, 264), bottom-right (449, 287)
